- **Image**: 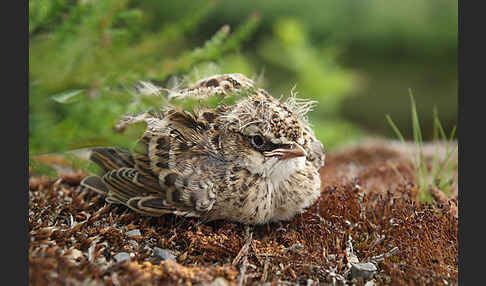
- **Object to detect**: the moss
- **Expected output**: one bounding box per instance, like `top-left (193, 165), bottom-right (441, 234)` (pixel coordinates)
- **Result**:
top-left (29, 142), bottom-right (457, 285)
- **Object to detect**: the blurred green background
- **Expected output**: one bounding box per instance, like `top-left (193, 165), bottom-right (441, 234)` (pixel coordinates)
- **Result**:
top-left (29, 0), bottom-right (457, 164)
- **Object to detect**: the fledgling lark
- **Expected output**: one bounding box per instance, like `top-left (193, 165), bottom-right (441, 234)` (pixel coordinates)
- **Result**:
top-left (81, 74), bottom-right (325, 225)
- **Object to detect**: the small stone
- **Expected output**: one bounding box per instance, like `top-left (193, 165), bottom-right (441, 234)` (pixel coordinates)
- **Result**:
top-left (351, 262), bottom-right (377, 280)
top-left (285, 242), bottom-right (304, 254)
top-left (153, 247), bottom-right (176, 261)
top-left (128, 240), bottom-right (138, 248)
top-left (66, 248), bottom-right (83, 261)
top-left (114, 252), bottom-right (131, 262)
top-left (200, 277), bottom-right (231, 286)
top-left (96, 256), bottom-right (107, 264)
top-left (126, 229), bottom-right (141, 237)
top-left (364, 279), bottom-right (376, 286)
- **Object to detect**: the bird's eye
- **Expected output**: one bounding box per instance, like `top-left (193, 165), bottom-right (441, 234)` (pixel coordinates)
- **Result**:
top-left (251, 135), bottom-right (265, 148)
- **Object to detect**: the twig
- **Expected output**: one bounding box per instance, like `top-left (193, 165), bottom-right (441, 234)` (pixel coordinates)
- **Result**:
top-left (261, 258), bottom-right (269, 282)
top-left (236, 225), bottom-right (252, 286)
top-left (238, 227), bottom-right (251, 285)
top-left (255, 253), bottom-right (287, 259)
top-left (283, 242), bottom-right (304, 254)
top-left (365, 247), bottom-right (399, 264)
top-left (232, 225), bottom-right (253, 266)
top-left (294, 263), bottom-right (323, 269)
top-left (273, 281), bottom-right (296, 285)
top-left (210, 241), bottom-right (235, 255)
top-left (370, 235), bottom-right (386, 249)
top-left (295, 263), bottom-right (347, 285)
top-left (238, 254), bottom-right (249, 286)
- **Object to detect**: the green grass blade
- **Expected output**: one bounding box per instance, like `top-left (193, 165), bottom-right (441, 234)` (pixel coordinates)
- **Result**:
top-left (408, 90), bottom-right (428, 189)
top-left (431, 107), bottom-right (440, 179)
top-left (385, 114), bottom-right (406, 143)
top-left (435, 144), bottom-right (458, 182)
top-left (386, 89), bottom-right (456, 202)
top-left (409, 89), bottom-right (423, 146)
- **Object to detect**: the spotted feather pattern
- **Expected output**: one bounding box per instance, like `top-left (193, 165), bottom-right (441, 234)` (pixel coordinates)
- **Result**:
top-left (81, 73), bottom-right (325, 224)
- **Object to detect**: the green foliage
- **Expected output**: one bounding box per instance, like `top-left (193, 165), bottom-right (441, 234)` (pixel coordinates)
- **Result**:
top-left (155, 13), bottom-right (260, 81)
top-left (32, 0), bottom-right (451, 176)
top-left (29, 0), bottom-right (72, 35)
top-left (430, 109), bottom-right (458, 194)
top-left (29, 1), bottom-right (260, 159)
top-left (386, 90), bottom-right (457, 202)
top-left (30, 0), bottom-right (215, 93)
top-left (207, 0), bottom-right (457, 59)
top-left (29, 0), bottom-right (360, 168)
top-left (205, 1), bottom-right (457, 141)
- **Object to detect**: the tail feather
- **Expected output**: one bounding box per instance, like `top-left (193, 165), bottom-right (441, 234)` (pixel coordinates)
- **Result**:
top-left (102, 167), bottom-right (161, 199)
top-left (90, 147), bottom-right (135, 172)
top-left (126, 196), bottom-right (175, 216)
top-left (83, 145), bottom-right (201, 218)
top-left (80, 175), bottom-right (110, 195)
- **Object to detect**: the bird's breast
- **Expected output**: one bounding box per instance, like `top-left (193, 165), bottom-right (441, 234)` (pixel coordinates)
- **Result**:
top-left (213, 160), bottom-right (321, 224)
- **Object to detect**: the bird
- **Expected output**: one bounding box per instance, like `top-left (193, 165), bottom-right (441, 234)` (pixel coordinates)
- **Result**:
top-left (81, 73), bottom-right (325, 225)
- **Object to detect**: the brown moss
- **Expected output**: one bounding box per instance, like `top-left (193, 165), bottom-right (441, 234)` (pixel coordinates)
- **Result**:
top-left (29, 143), bottom-right (458, 285)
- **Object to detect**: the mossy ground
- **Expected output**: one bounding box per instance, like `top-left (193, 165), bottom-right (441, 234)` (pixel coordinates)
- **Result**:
top-left (28, 140), bottom-right (458, 285)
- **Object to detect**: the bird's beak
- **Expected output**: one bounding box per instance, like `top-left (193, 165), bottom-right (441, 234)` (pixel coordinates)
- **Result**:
top-left (264, 144), bottom-right (307, 160)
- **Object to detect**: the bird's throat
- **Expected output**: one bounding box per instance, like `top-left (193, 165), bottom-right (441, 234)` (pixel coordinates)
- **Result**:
top-left (264, 156), bottom-right (306, 187)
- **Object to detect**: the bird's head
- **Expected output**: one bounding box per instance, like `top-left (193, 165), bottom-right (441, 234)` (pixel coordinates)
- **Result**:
top-left (219, 89), bottom-right (317, 181)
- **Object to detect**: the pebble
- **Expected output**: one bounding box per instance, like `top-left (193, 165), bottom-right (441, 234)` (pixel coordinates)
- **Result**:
top-left (285, 242), bottom-right (304, 254)
top-left (153, 247), bottom-right (177, 262)
top-left (350, 262), bottom-right (377, 280)
top-left (67, 248), bottom-right (83, 261)
top-left (126, 229), bottom-right (141, 237)
top-left (199, 277), bottom-right (231, 286)
top-left (128, 240), bottom-right (138, 248)
top-left (364, 279), bottom-right (376, 286)
top-left (113, 252), bottom-right (131, 262)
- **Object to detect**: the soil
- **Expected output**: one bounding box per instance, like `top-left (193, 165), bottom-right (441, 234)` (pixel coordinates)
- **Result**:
top-left (28, 139), bottom-right (458, 286)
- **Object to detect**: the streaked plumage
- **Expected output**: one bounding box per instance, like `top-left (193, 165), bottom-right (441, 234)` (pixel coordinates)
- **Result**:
top-left (81, 74), bottom-right (325, 224)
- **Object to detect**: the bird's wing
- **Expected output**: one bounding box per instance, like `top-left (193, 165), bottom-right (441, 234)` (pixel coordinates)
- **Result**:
top-left (89, 147), bottom-right (135, 172)
top-left (81, 109), bottom-right (225, 217)
top-left (165, 110), bottom-right (222, 171)
top-left (81, 146), bottom-right (177, 216)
